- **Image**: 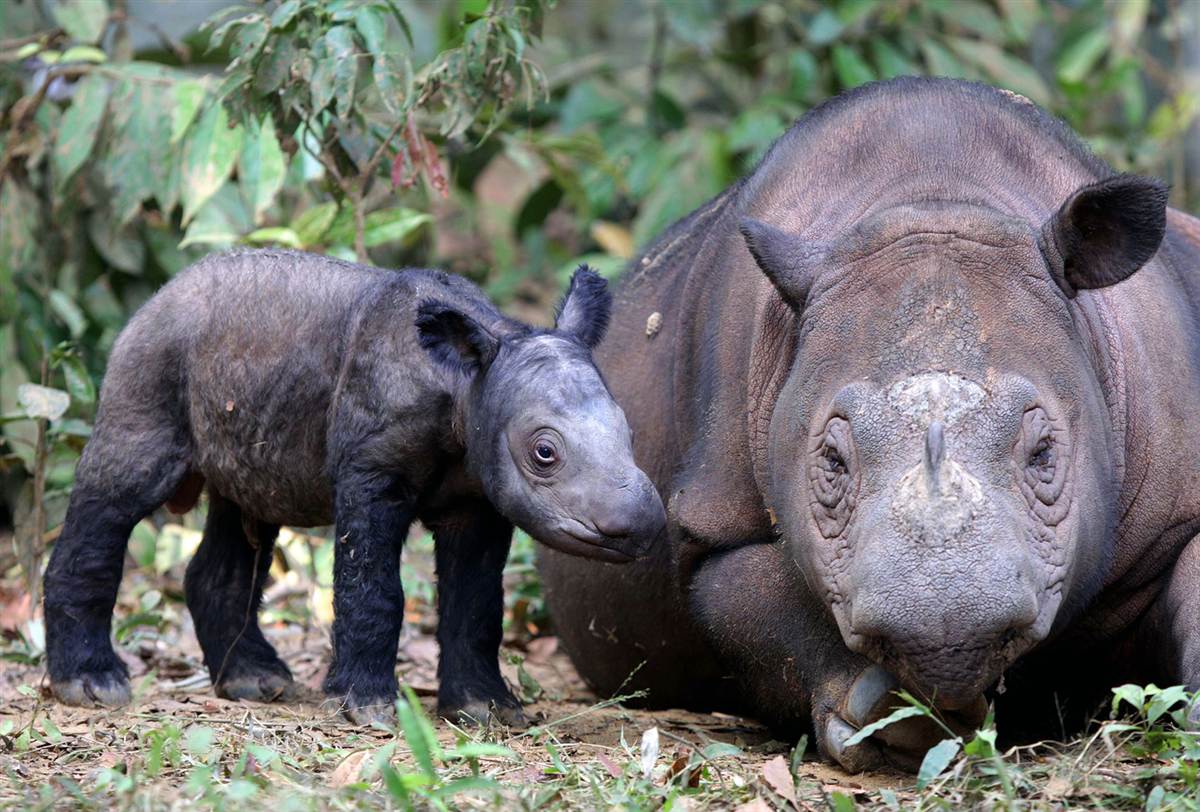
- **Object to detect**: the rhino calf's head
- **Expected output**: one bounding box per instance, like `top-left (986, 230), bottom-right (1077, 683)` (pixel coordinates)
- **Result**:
top-left (742, 174), bottom-right (1168, 708)
top-left (417, 266), bottom-right (665, 562)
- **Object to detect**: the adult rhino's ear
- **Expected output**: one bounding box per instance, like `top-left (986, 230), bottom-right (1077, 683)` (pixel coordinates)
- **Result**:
top-left (739, 218), bottom-right (822, 309)
top-left (1039, 174), bottom-right (1169, 297)
top-left (555, 264), bottom-right (611, 349)
top-left (416, 300), bottom-right (500, 375)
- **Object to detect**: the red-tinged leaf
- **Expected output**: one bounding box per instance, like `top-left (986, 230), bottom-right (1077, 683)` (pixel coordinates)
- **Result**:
top-left (597, 753), bottom-right (622, 779)
top-left (761, 754), bottom-right (797, 806)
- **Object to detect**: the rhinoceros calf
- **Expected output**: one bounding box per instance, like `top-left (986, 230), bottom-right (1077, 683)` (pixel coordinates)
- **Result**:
top-left (43, 250), bottom-right (665, 725)
top-left (539, 77), bottom-right (1200, 770)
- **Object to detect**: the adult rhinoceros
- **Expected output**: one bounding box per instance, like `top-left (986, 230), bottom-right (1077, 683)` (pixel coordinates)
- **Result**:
top-left (538, 77), bottom-right (1200, 771)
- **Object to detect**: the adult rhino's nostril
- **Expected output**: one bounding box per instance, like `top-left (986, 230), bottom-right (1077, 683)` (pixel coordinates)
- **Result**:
top-left (923, 421), bottom-right (945, 494)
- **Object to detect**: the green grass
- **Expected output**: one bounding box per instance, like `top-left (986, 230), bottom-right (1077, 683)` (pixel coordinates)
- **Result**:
top-left (1, 520), bottom-right (1198, 811)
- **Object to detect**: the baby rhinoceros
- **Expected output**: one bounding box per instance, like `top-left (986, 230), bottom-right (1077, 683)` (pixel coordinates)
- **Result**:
top-left (43, 249), bottom-right (666, 725)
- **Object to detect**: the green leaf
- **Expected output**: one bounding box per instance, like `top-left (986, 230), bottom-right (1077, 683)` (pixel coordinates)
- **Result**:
top-left (53, 0), bottom-right (109, 43)
top-left (946, 37), bottom-right (1051, 106)
top-left (806, 9), bottom-right (843, 46)
top-left (18, 384), bottom-right (70, 421)
top-left (105, 66), bottom-right (176, 222)
top-left (870, 39), bottom-right (917, 80)
top-left (919, 38), bottom-right (970, 79)
top-left (1112, 684), bottom-right (1147, 717)
top-left (842, 705), bottom-right (925, 747)
top-left (938, 1), bottom-right (1006, 41)
top-left (827, 790), bottom-right (857, 812)
top-left (291, 203), bottom-right (339, 247)
top-left (48, 290), bottom-right (87, 339)
top-left (239, 117), bottom-right (286, 224)
top-left (1056, 28), bottom-right (1109, 85)
top-left (52, 74), bottom-right (108, 190)
top-left (181, 103), bottom-right (244, 225)
top-left (355, 5), bottom-right (388, 56)
top-left (362, 208), bottom-right (432, 248)
top-left (170, 80), bottom-right (206, 145)
top-left (447, 742), bottom-right (518, 761)
top-left (996, 0), bottom-right (1039, 43)
top-left (325, 25), bottom-right (360, 120)
top-left (916, 738), bottom-right (961, 789)
top-left (700, 742), bottom-right (743, 759)
top-left (244, 227), bottom-right (301, 248)
top-left (831, 45), bottom-right (876, 89)
top-left (962, 727), bottom-right (997, 758)
top-left (270, 0), bottom-right (301, 29)
top-left (58, 355), bottom-right (95, 406)
top-left (1146, 685), bottom-right (1190, 724)
top-left (60, 45), bottom-right (106, 63)
top-left (396, 693), bottom-right (437, 779)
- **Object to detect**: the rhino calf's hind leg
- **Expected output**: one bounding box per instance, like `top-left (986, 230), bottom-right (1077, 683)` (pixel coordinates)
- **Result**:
top-left (431, 506), bottom-right (525, 727)
top-left (185, 494), bottom-right (296, 702)
top-left (44, 422), bottom-right (191, 707)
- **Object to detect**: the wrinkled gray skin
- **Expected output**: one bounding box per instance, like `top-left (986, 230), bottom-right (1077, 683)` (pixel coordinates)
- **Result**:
top-left (539, 78), bottom-right (1200, 771)
top-left (43, 250), bottom-right (664, 725)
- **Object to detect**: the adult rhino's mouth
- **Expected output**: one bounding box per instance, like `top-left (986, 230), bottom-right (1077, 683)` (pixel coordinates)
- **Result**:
top-left (853, 627), bottom-right (1039, 711)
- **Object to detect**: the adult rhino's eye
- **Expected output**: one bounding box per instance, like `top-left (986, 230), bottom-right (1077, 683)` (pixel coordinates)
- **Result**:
top-left (809, 416), bottom-right (858, 538)
top-left (1017, 406), bottom-right (1070, 525)
top-left (535, 443), bottom-right (556, 464)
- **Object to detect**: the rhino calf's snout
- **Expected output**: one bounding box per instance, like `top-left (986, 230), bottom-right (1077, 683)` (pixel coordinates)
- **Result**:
top-left (589, 473), bottom-right (667, 553)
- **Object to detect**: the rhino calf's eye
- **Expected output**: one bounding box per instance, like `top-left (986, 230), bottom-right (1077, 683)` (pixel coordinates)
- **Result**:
top-left (528, 432), bottom-right (563, 475)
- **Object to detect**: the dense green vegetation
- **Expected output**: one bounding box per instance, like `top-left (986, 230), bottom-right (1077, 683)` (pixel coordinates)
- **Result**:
top-left (0, 1), bottom-right (1197, 808)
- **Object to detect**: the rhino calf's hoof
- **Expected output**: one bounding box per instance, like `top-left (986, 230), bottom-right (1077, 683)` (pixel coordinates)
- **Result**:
top-left (441, 699), bottom-right (529, 729)
top-left (51, 671), bottom-right (132, 708)
top-left (216, 671), bottom-right (305, 704)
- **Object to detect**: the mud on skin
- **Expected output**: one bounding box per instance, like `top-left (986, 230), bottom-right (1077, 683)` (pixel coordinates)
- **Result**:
top-left (42, 251), bottom-right (666, 726)
top-left (539, 76), bottom-right (1200, 771)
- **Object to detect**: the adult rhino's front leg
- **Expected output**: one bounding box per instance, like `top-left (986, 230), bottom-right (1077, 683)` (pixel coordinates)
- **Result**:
top-left (690, 540), bottom-right (984, 772)
top-left (1150, 534), bottom-right (1200, 726)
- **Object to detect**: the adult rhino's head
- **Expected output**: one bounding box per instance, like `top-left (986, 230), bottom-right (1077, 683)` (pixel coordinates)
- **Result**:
top-left (417, 266), bottom-right (665, 562)
top-left (742, 175), bottom-right (1168, 709)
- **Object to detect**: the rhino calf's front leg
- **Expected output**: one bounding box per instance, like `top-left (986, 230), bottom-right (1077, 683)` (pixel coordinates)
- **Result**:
top-left (322, 467), bottom-right (412, 724)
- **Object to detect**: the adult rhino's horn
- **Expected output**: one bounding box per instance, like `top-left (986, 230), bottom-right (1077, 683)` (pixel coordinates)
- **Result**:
top-left (739, 218), bottom-right (823, 310)
top-left (1039, 174), bottom-right (1169, 298)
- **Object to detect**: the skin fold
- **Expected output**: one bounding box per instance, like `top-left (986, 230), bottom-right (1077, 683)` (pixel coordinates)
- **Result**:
top-left (42, 250), bottom-right (666, 725)
top-left (538, 77), bottom-right (1200, 771)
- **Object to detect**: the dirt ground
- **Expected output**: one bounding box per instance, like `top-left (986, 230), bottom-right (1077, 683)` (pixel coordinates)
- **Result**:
top-left (1, 526), bottom-right (1192, 810)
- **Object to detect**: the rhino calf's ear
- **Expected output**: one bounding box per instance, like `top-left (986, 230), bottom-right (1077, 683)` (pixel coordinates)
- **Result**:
top-left (416, 300), bottom-right (500, 374)
top-left (555, 265), bottom-right (611, 348)
top-left (1040, 174), bottom-right (1169, 297)
top-left (739, 218), bottom-right (821, 309)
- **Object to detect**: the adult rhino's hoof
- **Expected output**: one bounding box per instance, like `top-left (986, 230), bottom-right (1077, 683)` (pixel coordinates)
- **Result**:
top-left (51, 670), bottom-right (132, 708)
top-left (440, 698), bottom-right (529, 729)
top-left (216, 671), bottom-right (305, 703)
top-left (820, 665), bottom-right (987, 773)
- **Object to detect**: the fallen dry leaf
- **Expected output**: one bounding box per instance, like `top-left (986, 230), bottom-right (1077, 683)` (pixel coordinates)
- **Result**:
top-left (762, 754), bottom-right (797, 806)
top-left (734, 798), bottom-right (773, 812)
top-left (327, 750), bottom-right (370, 788)
top-left (526, 636), bottom-right (558, 663)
